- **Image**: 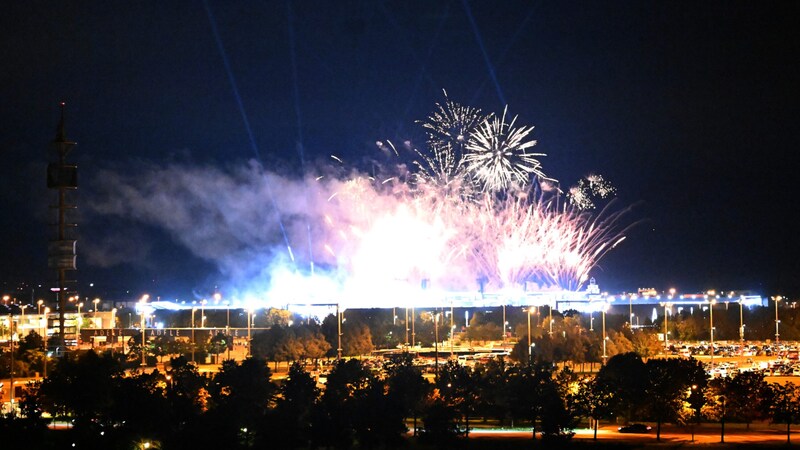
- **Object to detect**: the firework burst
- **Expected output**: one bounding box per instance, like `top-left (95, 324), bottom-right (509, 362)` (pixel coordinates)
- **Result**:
top-left (463, 106), bottom-right (551, 193)
top-left (567, 174), bottom-right (617, 210)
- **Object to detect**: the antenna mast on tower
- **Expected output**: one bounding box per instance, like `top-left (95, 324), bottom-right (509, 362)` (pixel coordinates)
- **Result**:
top-left (47, 102), bottom-right (78, 349)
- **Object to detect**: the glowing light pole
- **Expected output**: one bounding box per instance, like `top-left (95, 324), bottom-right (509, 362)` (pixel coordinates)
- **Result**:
top-left (247, 308), bottom-right (254, 357)
top-left (738, 298), bottom-right (745, 343)
top-left (43, 307), bottom-right (50, 378)
top-left (201, 299), bottom-right (207, 328)
top-left (602, 302), bottom-right (609, 364)
top-left (37, 299), bottom-right (43, 315)
top-left (526, 307), bottom-right (533, 363)
top-left (450, 302), bottom-right (454, 357)
top-left (660, 301), bottom-right (670, 353)
top-left (93, 298), bottom-right (100, 317)
top-left (139, 295), bottom-right (149, 367)
top-left (191, 307), bottom-right (197, 363)
top-left (336, 304), bottom-right (342, 360)
top-left (405, 308), bottom-right (409, 347)
top-left (434, 312), bottom-right (439, 377)
top-left (111, 308), bottom-right (117, 353)
top-left (548, 304), bottom-right (553, 336)
top-left (774, 296), bottom-right (782, 343)
top-left (708, 296), bottom-right (716, 366)
top-left (412, 307), bottom-right (416, 348)
top-left (501, 304), bottom-right (506, 344)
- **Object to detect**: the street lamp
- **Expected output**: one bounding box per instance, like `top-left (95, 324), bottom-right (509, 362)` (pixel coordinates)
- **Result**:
top-left (660, 302), bottom-right (670, 353)
top-left (37, 299), bottom-right (43, 315)
top-left (548, 304), bottom-right (553, 336)
top-left (738, 298), bottom-right (745, 343)
top-left (412, 307), bottom-right (416, 348)
top-left (405, 307), bottom-right (409, 347)
top-left (139, 294), bottom-right (149, 367)
top-left (191, 307), bottom-right (197, 363)
top-left (201, 299), bottom-right (207, 329)
top-left (526, 307), bottom-right (533, 363)
top-left (501, 304), bottom-right (506, 344)
top-left (77, 302), bottom-right (83, 344)
top-left (247, 308), bottom-right (254, 357)
top-left (602, 302), bottom-right (609, 364)
top-left (93, 298), bottom-right (100, 317)
top-left (433, 312), bottom-right (440, 377)
top-left (20, 305), bottom-right (28, 318)
top-left (774, 296), bottom-right (782, 343)
top-left (708, 296), bottom-right (716, 366)
top-left (43, 307), bottom-right (50, 378)
top-left (111, 308), bottom-right (117, 353)
top-left (450, 302), bottom-right (454, 357)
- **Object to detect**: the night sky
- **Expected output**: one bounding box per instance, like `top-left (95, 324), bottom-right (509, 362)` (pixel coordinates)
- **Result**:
top-left (2, 1), bottom-right (799, 300)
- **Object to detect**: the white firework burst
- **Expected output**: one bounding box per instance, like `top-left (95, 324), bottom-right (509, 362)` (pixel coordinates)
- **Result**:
top-left (567, 174), bottom-right (617, 210)
top-left (414, 92), bottom-right (486, 193)
top-left (463, 106), bottom-right (550, 193)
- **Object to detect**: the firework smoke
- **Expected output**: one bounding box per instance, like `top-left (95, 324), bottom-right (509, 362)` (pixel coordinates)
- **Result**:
top-left (84, 96), bottom-right (632, 308)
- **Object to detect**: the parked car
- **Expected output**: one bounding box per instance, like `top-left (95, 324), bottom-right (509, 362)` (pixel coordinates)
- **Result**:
top-left (618, 424), bottom-right (652, 433)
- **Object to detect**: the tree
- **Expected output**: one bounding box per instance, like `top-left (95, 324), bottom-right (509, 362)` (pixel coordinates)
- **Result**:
top-left (630, 329), bottom-right (662, 360)
top-left (726, 370), bottom-right (771, 428)
top-left (267, 362), bottom-right (319, 448)
top-left (342, 321), bottom-right (374, 356)
top-left (39, 350), bottom-right (122, 428)
top-left (595, 352), bottom-right (646, 423)
top-left (436, 359), bottom-right (479, 437)
top-left (207, 332), bottom-right (231, 363)
top-left (768, 382), bottom-right (800, 444)
top-left (208, 357), bottom-right (276, 439)
top-left (385, 352), bottom-right (431, 435)
top-left (312, 358), bottom-right (373, 448)
top-left (643, 358), bottom-right (705, 440)
top-left (575, 377), bottom-right (614, 440)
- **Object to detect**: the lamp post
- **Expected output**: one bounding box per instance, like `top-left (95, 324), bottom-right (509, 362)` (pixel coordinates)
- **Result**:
top-left (93, 298), bottom-right (100, 317)
top-left (404, 307), bottom-right (409, 347)
top-left (43, 307), bottom-right (50, 378)
top-left (738, 298), bottom-right (745, 343)
top-left (629, 295), bottom-right (633, 329)
top-left (76, 302), bottom-right (83, 345)
top-left (139, 295), bottom-right (149, 367)
top-left (201, 299), bottom-right (207, 329)
top-left (336, 304), bottom-right (342, 360)
top-left (20, 305), bottom-right (28, 318)
top-left (548, 304), bottom-right (553, 336)
top-left (660, 302), bottom-right (669, 353)
top-left (774, 296), bottom-right (782, 343)
top-left (111, 308), bottom-right (117, 353)
top-left (412, 307), bottom-right (416, 348)
top-left (37, 299), bottom-right (43, 315)
top-left (708, 297), bottom-right (715, 366)
top-left (9, 312), bottom-right (14, 411)
top-left (526, 307), bottom-right (532, 363)
top-left (501, 304), bottom-right (506, 344)
top-left (450, 302), bottom-right (454, 357)
top-left (434, 312), bottom-right (439, 377)
top-left (247, 308), bottom-right (253, 357)
top-left (602, 302), bottom-right (608, 364)
top-left (191, 307), bottom-right (197, 363)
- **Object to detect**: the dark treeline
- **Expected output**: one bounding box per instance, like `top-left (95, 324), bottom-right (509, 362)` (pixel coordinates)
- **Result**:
top-left (4, 349), bottom-right (800, 449)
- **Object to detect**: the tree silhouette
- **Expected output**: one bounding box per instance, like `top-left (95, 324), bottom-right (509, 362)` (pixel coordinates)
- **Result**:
top-left (595, 352), bottom-right (646, 423)
top-left (436, 359), bottom-right (479, 437)
top-left (385, 352), bottom-right (431, 435)
top-left (643, 358), bottom-right (705, 440)
top-left (767, 382), bottom-right (800, 444)
top-left (266, 361), bottom-right (319, 448)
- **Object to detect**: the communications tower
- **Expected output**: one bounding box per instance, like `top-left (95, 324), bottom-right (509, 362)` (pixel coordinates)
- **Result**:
top-left (47, 103), bottom-right (78, 346)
